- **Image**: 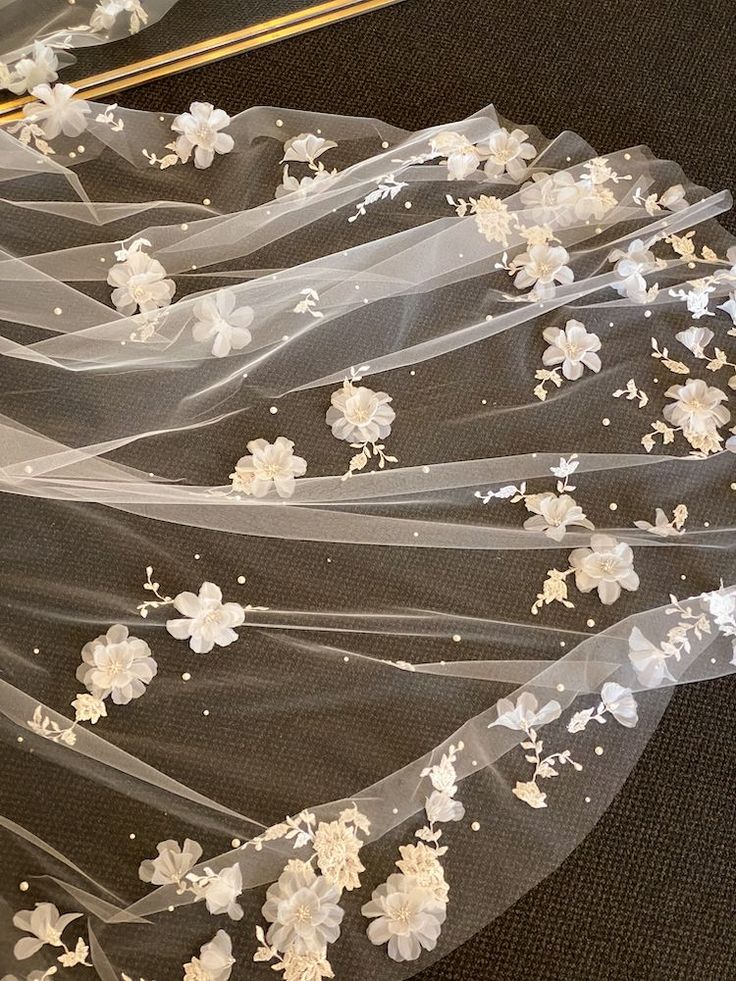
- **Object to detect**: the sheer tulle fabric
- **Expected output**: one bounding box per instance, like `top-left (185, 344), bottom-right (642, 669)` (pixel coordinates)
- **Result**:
top-left (0, 100), bottom-right (734, 980)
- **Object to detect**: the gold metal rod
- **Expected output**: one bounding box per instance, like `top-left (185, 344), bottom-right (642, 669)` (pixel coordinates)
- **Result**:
top-left (0, 0), bottom-right (402, 121)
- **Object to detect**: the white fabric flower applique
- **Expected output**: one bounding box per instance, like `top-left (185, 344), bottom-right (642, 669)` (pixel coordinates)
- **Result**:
top-left (282, 133), bottom-right (338, 164)
top-left (522, 493), bottom-right (595, 542)
top-left (567, 682), bottom-right (639, 733)
top-left (90, 0), bottom-right (149, 34)
top-left (488, 691), bottom-right (562, 731)
top-left (542, 319), bottom-right (602, 380)
top-left (139, 838), bottom-right (203, 890)
top-left (171, 102), bottom-right (235, 169)
top-left (23, 83), bottom-right (91, 139)
top-left (76, 624), bottom-right (157, 704)
top-left (230, 437), bottom-right (308, 499)
top-left (183, 930), bottom-right (235, 981)
top-left (608, 237), bottom-right (663, 303)
top-left (362, 873), bottom-right (447, 962)
top-left (506, 238), bottom-right (574, 300)
top-left (70, 692), bottom-right (107, 724)
top-left (628, 627), bottom-right (678, 687)
top-left (675, 325), bottom-right (714, 358)
top-left (261, 859), bottom-right (344, 955)
top-left (5, 42), bottom-right (59, 96)
top-left (445, 192), bottom-right (517, 246)
top-left (429, 131), bottom-right (483, 180)
top-left (663, 378), bottom-right (730, 453)
top-left (489, 694), bottom-right (582, 808)
top-left (189, 864), bottom-right (245, 920)
top-left (107, 239), bottom-right (176, 316)
top-left (634, 504), bottom-right (688, 538)
top-left (12, 902), bottom-right (86, 962)
top-left (275, 131), bottom-right (338, 199)
top-left (568, 534), bottom-right (640, 605)
top-left (326, 373), bottom-right (397, 479)
top-left (166, 581), bottom-right (246, 653)
top-left (192, 289), bottom-right (254, 357)
top-left (484, 126), bottom-right (537, 181)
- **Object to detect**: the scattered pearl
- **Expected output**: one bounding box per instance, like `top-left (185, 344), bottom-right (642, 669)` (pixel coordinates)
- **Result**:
top-left (231, 838), bottom-right (241, 848)
top-left (586, 618), bottom-right (596, 628)
top-left (404, 201), bottom-right (412, 209)
top-left (129, 833), bottom-right (136, 840)
top-left (194, 553), bottom-right (201, 560)
top-left (594, 746), bottom-right (604, 756)
top-left (704, 521), bottom-right (710, 527)
top-left (275, 119), bottom-right (284, 127)
top-left (203, 198), bottom-right (211, 206)
top-left (624, 153), bottom-right (631, 160)
top-left (644, 310), bottom-right (652, 318)
top-left (392, 807), bottom-right (398, 815)
top-left (182, 672), bottom-right (191, 681)
top-left (556, 683), bottom-right (565, 692)
top-left (409, 369), bottom-right (416, 376)
top-left (53, 307), bottom-right (62, 316)
top-left (481, 398), bottom-right (487, 405)
top-left (452, 634), bottom-right (461, 643)
top-left (24, 465), bottom-right (33, 474)
top-left (203, 709), bottom-right (210, 717)
top-left (422, 466), bottom-right (430, 474)
top-left (237, 575), bottom-right (246, 584)
top-left (77, 145), bottom-right (85, 153)
top-left (560, 641), bottom-right (566, 648)
top-left (584, 795), bottom-right (592, 803)
top-left (17, 736), bottom-right (23, 743)
top-left (343, 656), bottom-right (349, 663)
top-left (381, 141), bottom-right (389, 149)
top-left (412, 531), bottom-right (419, 538)
top-left (269, 406), bottom-right (278, 414)
top-left (19, 881), bottom-right (29, 892)
top-left (680, 574), bottom-right (686, 581)
top-left (602, 418), bottom-right (610, 426)
top-left (609, 502), bottom-right (618, 511)
top-left (33, 647), bottom-right (40, 654)
top-left (180, 223), bottom-right (189, 231)
top-left (471, 821), bottom-right (481, 832)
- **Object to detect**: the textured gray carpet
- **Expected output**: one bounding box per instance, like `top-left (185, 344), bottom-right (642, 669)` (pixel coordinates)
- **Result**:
top-left (99, 2), bottom-right (735, 977)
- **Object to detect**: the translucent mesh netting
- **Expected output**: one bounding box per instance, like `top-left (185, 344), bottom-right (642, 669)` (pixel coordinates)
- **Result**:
top-left (0, 100), bottom-right (734, 980)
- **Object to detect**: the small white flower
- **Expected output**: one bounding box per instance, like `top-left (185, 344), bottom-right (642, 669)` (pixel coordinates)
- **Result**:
top-left (7, 43), bottom-right (59, 96)
top-left (199, 865), bottom-right (243, 920)
top-left (76, 624), bottom-right (157, 704)
top-left (489, 691), bottom-right (562, 731)
top-left (12, 903), bottom-right (82, 960)
top-left (675, 325), bottom-right (714, 358)
top-left (600, 682), bottom-right (638, 727)
top-left (183, 930), bottom-right (235, 981)
top-left (71, 693), bottom-right (107, 723)
top-left (192, 289), bottom-right (254, 358)
top-left (172, 102), bottom-right (234, 169)
top-left (362, 873), bottom-right (446, 962)
top-left (139, 839), bottom-right (203, 889)
top-left (484, 127), bottom-right (536, 181)
top-left (275, 164), bottom-right (335, 199)
top-left (609, 238), bottom-right (661, 301)
top-left (550, 456), bottom-right (580, 479)
top-left (166, 581), bottom-right (245, 654)
top-left (511, 780), bottom-right (547, 809)
top-left (628, 627), bottom-right (676, 687)
top-left (326, 380), bottom-right (395, 444)
top-left (702, 589), bottom-right (736, 622)
top-left (424, 789), bottom-right (465, 824)
top-left (523, 493), bottom-right (595, 542)
top-left (430, 131), bottom-right (481, 180)
top-left (569, 535), bottom-right (639, 605)
top-left (262, 860), bottom-right (344, 955)
top-left (107, 248), bottom-right (175, 315)
top-left (22, 84), bottom-right (91, 140)
top-left (659, 184), bottom-right (688, 211)
top-left (542, 319), bottom-right (601, 380)
top-left (513, 243), bottom-right (574, 298)
top-left (282, 133), bottom-right (337, 164)
top-left (229, 437), bottom-right (307, 499)
top-left (91, 0), bottom-right (143, 31)
top-left (634, 507), bottom-right (686, 538)
top-left (663, 378), bottom-right (730, 445)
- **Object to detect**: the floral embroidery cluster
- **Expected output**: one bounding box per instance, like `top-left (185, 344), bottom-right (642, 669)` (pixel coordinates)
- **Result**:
top-left (477, 455), bottom-right (645, 613)
top-left (11, 902), bottom-right (91, 970)
top-left (143, 102), bottom-right (234, 170)
top-left (277, 132), bottom-right (338, 199)
top-left (326, 367), bottom-right (398, 480)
